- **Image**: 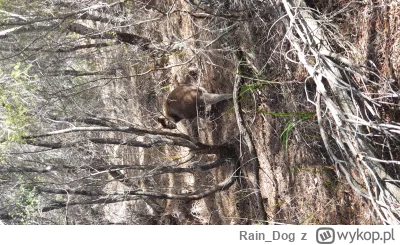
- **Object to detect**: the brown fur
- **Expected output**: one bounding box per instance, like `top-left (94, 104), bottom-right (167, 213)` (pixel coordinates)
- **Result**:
top-left (159, 85), bottom-right (231, 129)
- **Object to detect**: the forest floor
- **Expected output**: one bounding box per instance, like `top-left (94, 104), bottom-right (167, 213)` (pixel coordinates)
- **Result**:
top-left (104, 0), bottom-right (399, 224)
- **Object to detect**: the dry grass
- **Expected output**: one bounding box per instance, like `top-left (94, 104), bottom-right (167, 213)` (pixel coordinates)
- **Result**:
top-left (102, 0), bottom-right (399, 224)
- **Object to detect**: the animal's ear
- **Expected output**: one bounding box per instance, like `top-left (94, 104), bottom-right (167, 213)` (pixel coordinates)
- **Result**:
top-left (157, 117), bottom-right (177, 129)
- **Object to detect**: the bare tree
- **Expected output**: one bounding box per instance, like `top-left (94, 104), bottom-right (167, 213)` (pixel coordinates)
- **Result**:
top-left (2, 0), bottom-right (398, 225)
top-left (280, 0), bottom-right (400, 224)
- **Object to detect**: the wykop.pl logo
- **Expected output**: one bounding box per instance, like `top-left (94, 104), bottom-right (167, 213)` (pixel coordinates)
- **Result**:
top-left (316, 227), bottom-right (395, 244)
top-left (316, 228), bottom-right (335, 244)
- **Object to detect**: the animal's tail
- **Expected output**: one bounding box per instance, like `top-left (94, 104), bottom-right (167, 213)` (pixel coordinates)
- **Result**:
top-left (202, 93), bottom-right (232, 105)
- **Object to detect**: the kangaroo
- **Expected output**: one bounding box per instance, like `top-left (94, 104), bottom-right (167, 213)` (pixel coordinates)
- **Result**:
top-left (158, 85), bottom-right (232, 129)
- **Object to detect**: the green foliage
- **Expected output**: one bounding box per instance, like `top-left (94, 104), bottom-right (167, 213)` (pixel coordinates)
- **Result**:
top-left (8, 185), bottom-right (39, 224)
top-left (259, 110), bottom-right (315, 150)
top-left (240, 81), bottom-right (273, 95)
top-left (77, 58), bottom-right (97, 72)
top-left (280, 120), bottom-right (297, 151)
top-left (0, 63), bottom-right (36, 144)
top-left (300, 214), bottom-right (319, 225)
top-left (259, 111), bottom-right (315, 119)
top-left (69, 32), bottom-right (80, 39)
top-left (323, 179), bottom-right (339, 190)
top-left (159, 85), bottom-right (171, 91)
